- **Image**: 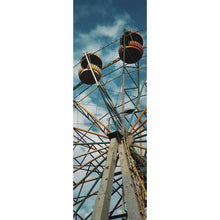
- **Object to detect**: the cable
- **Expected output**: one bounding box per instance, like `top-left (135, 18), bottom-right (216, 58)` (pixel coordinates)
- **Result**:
top-left (73, 27), bottom-right (147, 68)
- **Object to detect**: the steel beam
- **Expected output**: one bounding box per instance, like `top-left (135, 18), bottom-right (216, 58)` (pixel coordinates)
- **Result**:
top-left (131, 119), bottom-right (147, 134)
top-left (129, 106), bottom-right (147, 132)
top-left (73, 146), bottom-right (108, 159)
top-left (91, 138), bottom-right (119, 220)
top-left (101, 57), bottom-right (120, 70)
top-left (76, 101), bottom-right (112, 133)
top-left (73, 157), bottom-right (106, 190)
top-left (73, 173), bottom-right (102, 217)
top-left (110, 213), bottom-right (127, 219)
top-left (126, 73), bottom-right (147, 131)
top-left (118, 136), bottom-right (142, 220)
top-left (73, 141), bottom-right (110, 145)
top-left (73, 126), bottom-right (108, 138)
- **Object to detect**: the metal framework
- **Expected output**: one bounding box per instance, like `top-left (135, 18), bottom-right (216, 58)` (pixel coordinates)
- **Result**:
top-left (73, 28), bottom-right (147, 219)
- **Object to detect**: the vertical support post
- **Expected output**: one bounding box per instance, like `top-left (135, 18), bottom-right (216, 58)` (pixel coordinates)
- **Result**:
top-left (122, 29), bottom-right (126, 133)
top-left (91, 138), bottom-right (118, 220)
top-left (84, 52), bottom-right (119, 131)
top-left (122, 188), bottom-right (125, 220)
top-left (118, 136), bottom-right (142, 220)
top-left (137, 62), bottom-right (143, 156)
top-left (126, 73), bottom-right (147, 131)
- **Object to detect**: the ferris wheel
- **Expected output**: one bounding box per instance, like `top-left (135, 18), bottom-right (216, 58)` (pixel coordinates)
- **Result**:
top-left (73, 29), bottom-right (147, 220)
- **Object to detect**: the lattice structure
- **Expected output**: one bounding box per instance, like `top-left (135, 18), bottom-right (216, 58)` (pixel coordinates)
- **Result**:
top-left (73, 29), bottom-right (147, 219)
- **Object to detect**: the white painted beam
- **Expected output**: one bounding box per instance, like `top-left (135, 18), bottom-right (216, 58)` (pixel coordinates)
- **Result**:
top-left (118, 136), bottom-right (142, 220)
top-left (91, 138), bottom-right (118, 220)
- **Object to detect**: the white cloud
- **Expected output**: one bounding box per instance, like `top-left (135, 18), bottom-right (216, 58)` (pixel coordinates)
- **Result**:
top-left (95, 14), bottom-right (131, 38)
top-left (74, 12), bottom-right (135, 65)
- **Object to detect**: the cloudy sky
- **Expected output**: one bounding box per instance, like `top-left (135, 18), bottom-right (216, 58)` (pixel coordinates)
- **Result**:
top-left (73, 0), bottom-right (147, 218)
top-left (74, 0), bottom-right (146, 65)
top-left (73, 0), bottom-right (147, 127)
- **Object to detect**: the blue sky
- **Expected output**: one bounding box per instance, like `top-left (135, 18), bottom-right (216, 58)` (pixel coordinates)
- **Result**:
top-left (73, 0), bottom-right (147, 109)
top-left (74, 0), bottom-right (146, 35)
top-left (73, 0), bottom-right (147, 67)
top-left (73, 0), bottom-right (147, 130)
